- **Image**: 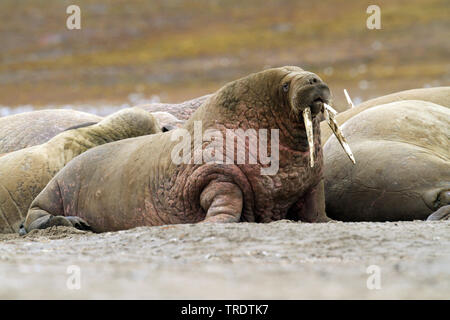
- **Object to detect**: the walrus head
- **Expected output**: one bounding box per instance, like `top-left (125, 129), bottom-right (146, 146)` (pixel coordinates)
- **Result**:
top-left (194, 66), bottom-right (354, 167)
top-left (95, 107), bottom-right (162, 140)
top-left (273, 66), bottom-right (353, 166)
top-left (281, 66), bottom-right (331, 117)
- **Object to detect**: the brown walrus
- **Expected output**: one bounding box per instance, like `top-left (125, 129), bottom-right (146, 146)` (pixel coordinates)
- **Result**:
top-left (323, 100), bottom-right (450, 221)
top-left (0, 108), bottom-right (161, 233)
top-left (21, 66), bottom-right (355, 233)
top-left (0, 109), bottom-right (102, 154)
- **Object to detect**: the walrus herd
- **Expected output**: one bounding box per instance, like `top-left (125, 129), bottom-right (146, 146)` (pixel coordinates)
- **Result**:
top-left (0, 66), bottom-right (447, 234)
top-left (0, 108), bottom-right (161, 233)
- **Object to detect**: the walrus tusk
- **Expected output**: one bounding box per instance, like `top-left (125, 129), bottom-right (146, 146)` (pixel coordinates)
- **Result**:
top-left (324, 103), bottom-right (338, 116)
top-left (324, 103), bottom-right (356, 164)
top-left (303, 107), bottom-right (315, 167)
top-left (344, 89), bottom-right (355, 108)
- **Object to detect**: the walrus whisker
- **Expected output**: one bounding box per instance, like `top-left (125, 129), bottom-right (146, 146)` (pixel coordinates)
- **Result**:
top-left (302, 107), bottom-right (315, 167)
top-left (324, 103), bottom-right (356, 164)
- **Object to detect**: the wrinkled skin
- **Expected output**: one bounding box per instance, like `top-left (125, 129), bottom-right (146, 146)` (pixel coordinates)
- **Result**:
top-left (0, 109), bottom-right (102, 154)
top-left (0, 108), bottom-right (161, 234)
top-left (137, 94), bottom-right (212, 120)
top-left (320, 87), bottom-right (450, 145)
top-left (22, 66), bottom-right (332, 233)
top-left (324, 100), bottom-right (450, 221)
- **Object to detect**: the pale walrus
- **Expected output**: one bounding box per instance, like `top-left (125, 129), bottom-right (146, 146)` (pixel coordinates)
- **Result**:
top-left (0, 108), bottom-right (161, 233)
top-left (21, 66), bottom-right (355, 233)
top-left (320, 87), bottom-right (450, 144)
top-left (149, 111), bottom-right (184, 131)
top-left (0, 109), bottom-right (102, 154)
top-left (323, 100), bottom-right (450, 221)
top-left (356, 86), bottom-right (450, 109)
top-left (138, 94), bottom-right (212, 121)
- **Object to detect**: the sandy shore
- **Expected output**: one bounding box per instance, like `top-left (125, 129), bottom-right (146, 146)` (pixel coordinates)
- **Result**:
top-left (0, 220), bottom-right (448, 299)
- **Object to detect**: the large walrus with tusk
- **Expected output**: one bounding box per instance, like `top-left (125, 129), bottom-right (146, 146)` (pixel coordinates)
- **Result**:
top-left (323, 100), bottom-right (450, 222)
top-left (0, 109), bottom-right (102, 154)
top-left (0, 108), bottom-right (161, 234)
top-left (21, 66), bottom-right (355, 233)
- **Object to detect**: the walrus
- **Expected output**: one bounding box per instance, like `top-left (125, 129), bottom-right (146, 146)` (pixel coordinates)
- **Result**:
top-left (356, 86), bottom-right (450, 109)
top-left (149, 111), bottom-right (184, 131)
top-left (0, 108), bottom-right (161, 233)
top-left (323, 100), bottom-right (450, 221)
top-left (137, 94), bottom-right (212, 120)
top-left (320, 87), bottom-right (450, 145)
top-left (0, 109), bottom-right (102, 154)
top-left (21, 66), bottom-right (355, 233)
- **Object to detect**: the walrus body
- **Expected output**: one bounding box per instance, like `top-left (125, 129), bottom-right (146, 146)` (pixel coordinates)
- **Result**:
top-left (320, 87), bottom-right (450, 144)
top-left (0, 109), bottom-right (102, 154)
top-left (324, 100), bottom-right (450, 221)
top-left (0, 108), bottom-right (161, 233)
top-left (23, 67), bottom-right (333, 233)
top-left (356, 86), bottom-right (450, 109)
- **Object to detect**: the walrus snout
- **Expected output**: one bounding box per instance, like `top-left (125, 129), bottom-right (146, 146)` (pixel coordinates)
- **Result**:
top-left (308, 84), bottom-right (331, 116)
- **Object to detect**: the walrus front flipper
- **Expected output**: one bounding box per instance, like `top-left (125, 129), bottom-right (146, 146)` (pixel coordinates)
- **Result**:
top-left (287, 180), bottom-right (332, 223)
top-left (199, 182), bottom-right (243, 223)
top-left (427, 205), bottom-right (450, 221)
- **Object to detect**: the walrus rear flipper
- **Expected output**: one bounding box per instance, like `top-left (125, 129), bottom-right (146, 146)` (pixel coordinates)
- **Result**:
top-left (21, 178), bottom-right (91, 234)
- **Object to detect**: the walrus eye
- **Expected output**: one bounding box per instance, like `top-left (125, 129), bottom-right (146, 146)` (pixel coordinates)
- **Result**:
top-left (282, 83), bottom-right (289, 92)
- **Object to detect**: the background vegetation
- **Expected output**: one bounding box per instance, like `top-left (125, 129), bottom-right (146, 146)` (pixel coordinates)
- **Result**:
top-left (0, 0), bottom-right (448, 110)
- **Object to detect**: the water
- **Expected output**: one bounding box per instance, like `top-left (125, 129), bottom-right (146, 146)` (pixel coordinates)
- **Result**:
top-left (0, 94), bottom-right (162, 118)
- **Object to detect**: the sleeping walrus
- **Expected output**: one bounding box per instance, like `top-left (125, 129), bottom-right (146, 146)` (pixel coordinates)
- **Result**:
top-left (356, 86), bottom-right (450, 109)
top-left (323, 100), bottom-right (449, 221)
top-left (137, 94), bottom-right (212, 121)
top-left (321, 86), bottom-right (450, 144)
top-left (0, 108), bottom-right (161, 233)
top-left (21, 66), bottom-right (355, 233)
top-left (0, 109), bottom-right (102, 154)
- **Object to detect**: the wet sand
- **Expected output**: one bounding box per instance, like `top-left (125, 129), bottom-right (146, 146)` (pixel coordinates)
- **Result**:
top-left (0, 221), bottom-right (449, 299)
